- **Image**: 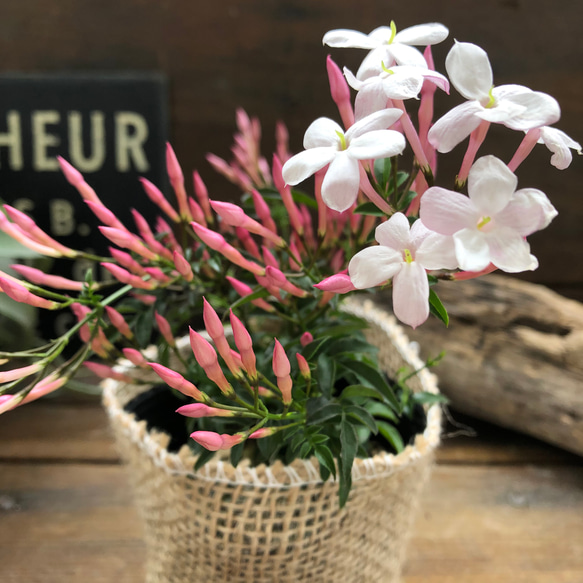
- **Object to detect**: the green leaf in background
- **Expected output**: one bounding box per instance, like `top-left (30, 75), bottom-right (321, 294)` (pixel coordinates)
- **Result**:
top-left (412, 391), bottom-right (449, 407)
top-left (343, 404), bottom-right (378, 434)
top-left (377, 420), bottom-right (405, 454)
top-left (354, 202), bottom-right (386, 217)
top-left (315, 444), bottom-right (336, 481)
top-left (0, 231), bottom-right (42, 258)
top-left (316, 353), bottom-right (335, 400)
top-left (291, 189), bottom-right (318, 209)
top-left (373, 156), bottom-right (392, 191)
top-left (428, 288), bottom-right (449, 327)
top-left (338, 417), bottom-right (358, 507)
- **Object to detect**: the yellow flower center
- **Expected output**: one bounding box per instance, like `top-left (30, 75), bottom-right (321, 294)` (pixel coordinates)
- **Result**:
top-left (485, 86), bottom-right (496, 109)
top-left (477, 216), bottom-right (492, 230)
top-left (387, 20), bottom-right (397, 44)
top-left (335, 130), bottom-right (347, 150)
top-left (404, 248), bottom-right (413, 263)
top-left (381, 61), bottom-right (394, 75)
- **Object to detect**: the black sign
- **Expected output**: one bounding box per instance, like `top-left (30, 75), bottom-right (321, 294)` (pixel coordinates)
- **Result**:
top-left (0, 73), bottom-right (168, 340)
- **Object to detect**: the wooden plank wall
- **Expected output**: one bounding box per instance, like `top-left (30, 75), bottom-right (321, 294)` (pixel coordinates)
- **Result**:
top-left (0, 0), bottom-right (581, 298)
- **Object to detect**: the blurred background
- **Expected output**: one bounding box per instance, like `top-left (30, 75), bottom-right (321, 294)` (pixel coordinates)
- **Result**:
top-left (0, 0), bottom-right (581, 300)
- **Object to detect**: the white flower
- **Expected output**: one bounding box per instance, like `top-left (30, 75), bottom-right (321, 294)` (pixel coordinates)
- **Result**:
top-left (420, 156), bottom-right (557, 272)
top-left (344, 64), bottom-right (449, 120)
top-left (538, 127), bottom-right (582, 170)
top-left (323, 21), bottom-right (449, 80)
top-left (281, 109), bottom-right (406, 212)
top-left (348, 212), bottom-right (457, 328)
top-left (428, 42), bottom-right (561, 153)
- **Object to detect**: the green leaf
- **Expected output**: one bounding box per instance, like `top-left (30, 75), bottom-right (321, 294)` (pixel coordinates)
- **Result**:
top-left (340, 384), bottom-right (387, 402)
top-left (316, 353), bottom-right (335, 400)
top-left (0, 231), bottom-right (42, 258)
top-left (194, 448), bottom-right (216, 470)
top-left (134, 308), bottom-right (155, 347)
top-left (301, 336), bottom-right (333, 361)
top-left (428, 288), bottom-right (449, 327)
top-left (306, 402), bottom-right (343, 425)
top-left (314, 444), bottom-right (336, 481)
top-left (343, 404), bottom-right (378, 434)
top-left (299, 441), bottom-right (312, 459)
top-left (412, 391), bottom-right (449, 407)
top-left (228, 287), bottom-right (271, 312)
top-left (309, 434), bottom-right (329, 445)
top-left (230, 442), bottom-right (245, 467)
top-left (339, 360), bottom-right (400, 413)
top-left (338, 417), bottom-right (358, 507)
top-left (373, 156), bottom-right (392, 190)
top-left (365, 401), bottom-right (399, 423)
top-left (353, 202), bottom-right (385, 217)
top-left (397, 190), bottom-right (418, 211)
top-left (291, 188), bottom-right (318, 209)
top-left (377, 421), bottom-right (405, 454)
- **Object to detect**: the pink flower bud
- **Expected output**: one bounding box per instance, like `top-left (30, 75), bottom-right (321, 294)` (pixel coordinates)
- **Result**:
top-left (0, 363), bottom-right (42, 384)
top-left (236, 227), bottom-right (261, 259)
top-left (176, 403), bottom-right (235, 418)
top-left (0, 277), bottom-right (59, 310)
top-left (189, 328), bottom-right (234, 396)
top-left (326, 55), bottom-right (354, 129)
top-left (273, 338), bottom-right (293, 405)
top-left (229, 310), bottom-right (257, 379)
top-left (140, 177), bottom-right (180, 222)
top-left (122, 348), bottom-right (148, 367)
top-left (144, 267), bottom-right (172, 284)
top-left (313, 272), bottom-right (357, 294)
top-left (58, 157), bottom-right (101, 205)
top-left (300, 332), bottom-right (313, 347)
top-left (203, 298), bottom-right (242, 376)
top-left (251, 190), bottom-right (277, 234)
top-left (71, 303), bottom-right (91, 342)
top-left (155, 311), bottom-right (176, 347)
top-left (166, 143), bottom-right (191, 220)
top-left (249, 427), bottom-right (277, 439)
top-left (190, 431), bottom-right (243, 451)
top-left (173, 251), bottom-right (194, 282)
top-left (132, 293), bottom-right (157, 305)
top-left (86, 200), bottom-right (127, 231)
top-left (11, 265), bottom-right (83, 291)
top-left (296, 353), bottom-right (311, 379)
top-left (108, 248), bottom-right (146, 275)
top-left (187, 196), bottom-right (206, 225)
top-left (193, 170), bottom-right (213, 223)
top-left (101, 263), bottom-right (156, 290)
top-left (105, 306), bottom-right (133, 339)
top-left (83, 362), bottom-right (134, 383)
top-left (99, 227), bottom-right (158, 261)
top-left (262, 246), bottom-right (279, 268)
top-left (265, 266), bottom-right (308, 298)
top-left (148, 362), bottom-right (204, 401)
top-left (272, 154), bottom-right (303, 235)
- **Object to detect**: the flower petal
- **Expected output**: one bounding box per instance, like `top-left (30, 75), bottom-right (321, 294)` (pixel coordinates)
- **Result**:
top-left (392, 261), bottom-right (430, 329)
top-left (415, 231), bottom-right (458, 270)
top-left (467, 155), bottom-right (517, 215)
top-left (343, 67), bottom-right (365, 91)
top-left (394, 23), bottom-right (449, 46)
top-left (420, 187), bottom-right (477, 235)
top-left (322, 29), bottom-right (378, 49)
top-left (453, 228), bottom-right (491, 272)
top-left (496, 188), bottom-right (557, 235)
top-left (374, 212), bottom-right (411, 250)
top-left (354, 85), bottom-right (391, 120)
top-left (446, 41), bottom-right (492, 101)
top-left (348, 129), bottom-right (406, 159)
top-left (304, 117), bottom-right (343, 148)
top-left (495, 86), bottom-right (561, 131)
top-left (484, 227), bottom-right (535, 272)
top-left (321, 152), bottom-right (360, 212)
top-left (475, 99), bottom-right (525, 122)
top-left (382, 68), bottom-right (424, 99)
top-left (346, 108), bottom-right (403, 140)
top-left (281, 147), bottom-right (336, 185)
top-left (388, 43), bottom-right (428, 68)
top-left (539, 127), bottom-right (582, 170)
top-left (357, 46), bottom-right (392, 80)
top-left (348, 246), bottom-right (403, 288)
top-left (427, 101), bottom-right (483, 153)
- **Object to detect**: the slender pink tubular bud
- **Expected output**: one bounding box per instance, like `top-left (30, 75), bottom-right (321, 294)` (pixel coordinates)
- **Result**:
top-left (173, 251), bottom-right (194, 282)
top-left (166, 143), bottom-right (192, 220)
top-left (330, 249), bottom-right (345, 273)
top-left (155, 311), bottom-right (176, 347)
top-left (229, 310), bottom-right (257, 379)
top-left (140, 177), bottom-right (180, 222)
top-left (3, 205), bottom-right (76, 256)
top-left (105, 306), bottom-right (133, 339)
top-left (189, 328), bottom-right (234, 396)
top-left (10, 265), bottom-right (83, 291)
top-left (251, 189), bottom-right (277, 234)
top-left (225, 276), bottom-right (274, 312)
top-left (191, 222), bottom-right (265, 276)
top-left (273, 338), bottom-right (293, 405)
top-left (187, 196), bottom-right (206, 225)
top-left (145, 267), bottom-right (172, 284)
top-left (272, 154), bottom-right (304, 235)
top-left (236, 227), bottom-right (261, 260)
top-left (257, 385), bottom-right (275, 398)
top-left (71, 303), bottom-right (91, 342)
top-left (202, 298), bottom-right (241, 376)
top-left (275, 120), bottom-right (291, 163)
top-left (249, 427), bottom-right (277, 439)
top-left (265, 266), bottom-right (307, 298)
top-left (326, 55), bottom-right (355, 129)
top-left (296, 353), bottom-right (311, 379)
top-left (0, 212), bottom-right (66, 257)
top-left (122, 348), bottom-right (148, 368)
top-left (262, 246), bottom-right (279, 268)
top-left (0, 374), bottom-right (68, 414)
top-left (508, 128), bottom-right (542, 172)
top-left (193, 170), bottom-right (213, 223)
top-left (255, 274), bottom-right (283, 300)
top-left (99, 226), bottom-right (158, 261)
top-left (149, 362), bottom-right (204, 401)
top-left (206, 153), bottom-right (237, 181)
top-left (132, 209), bottom-right (173, 261)
top-left (58, 157), bottom-right (102, 205)
top-left (108, 247), bottom-right (146, 275)
top-left (85, 200), bottom-right (127, 232)
top-left (176, 403), bottom-right (235, 418)
top-left (156, 217), bottom-right (181, 252)
top-left (0, 362), bottom-right (42, 384)
top-left (83, 362), bottom-right (134, 383)
top-left (300, 332), bottom-right (313, 347)
top-left (101, 263), bottom-right (156, 290)
top-left (0, 277), bottom-right (59, 309)
top-left (132, 293), bottom-right (157, 305)
top-left (314, 272), bottom-right (357, 294)
top-left (210, 200), bottom-right (284, 246)
top-left (190, 431), bottom-right (243, 451)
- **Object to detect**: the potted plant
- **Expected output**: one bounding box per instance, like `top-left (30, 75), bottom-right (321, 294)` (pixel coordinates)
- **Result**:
top-left (0, 18), bottom-right (577, 583)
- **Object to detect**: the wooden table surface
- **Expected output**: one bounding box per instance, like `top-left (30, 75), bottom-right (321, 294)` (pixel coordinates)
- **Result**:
top-left (1, 394), bottom-right (582, 583)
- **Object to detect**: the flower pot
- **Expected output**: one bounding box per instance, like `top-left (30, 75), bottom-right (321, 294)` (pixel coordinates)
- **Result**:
top-left (102, 299), bottom-right (441, 583)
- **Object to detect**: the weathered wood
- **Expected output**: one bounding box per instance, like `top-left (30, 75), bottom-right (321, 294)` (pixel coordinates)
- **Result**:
top-left (1, 462), bottom-right (581, 583)
top-left (402, 274), bottom-right (583, 456)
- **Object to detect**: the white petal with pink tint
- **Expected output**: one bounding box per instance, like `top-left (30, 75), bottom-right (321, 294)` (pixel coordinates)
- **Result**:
top-left (321, 152), bottom-right (360, 212)
top-left (420, 187), bottom-right (476, 235)
top-left (348, 246), bottom-right (403, 288)
top-left (467, 155), bottom-right (517, 215)
top-left (392, 261), bottom-right (429, 329)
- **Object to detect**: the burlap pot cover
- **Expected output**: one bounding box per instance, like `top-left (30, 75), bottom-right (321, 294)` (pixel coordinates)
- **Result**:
top-left (103, 299), bottom-right (442, 583)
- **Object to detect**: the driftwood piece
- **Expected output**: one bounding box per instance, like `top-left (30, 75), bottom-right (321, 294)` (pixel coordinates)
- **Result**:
top-left (381, 275), bottom-right (583, 456)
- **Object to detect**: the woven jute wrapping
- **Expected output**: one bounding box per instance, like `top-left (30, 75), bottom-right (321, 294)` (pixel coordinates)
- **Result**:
top-left (103, 299), bottom-right (441, 583)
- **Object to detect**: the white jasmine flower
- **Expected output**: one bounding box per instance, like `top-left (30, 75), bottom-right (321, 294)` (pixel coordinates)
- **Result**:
top-left (420, 156), bottom-right (557, 272)
top-left (428, 42), bottom-right (561, 153)
top-left (323, 21), bottom-right (449, 80)
top-left (538, 127), bottom-right (582, 170)
top-left (281, 109), bottom-right (405, 212)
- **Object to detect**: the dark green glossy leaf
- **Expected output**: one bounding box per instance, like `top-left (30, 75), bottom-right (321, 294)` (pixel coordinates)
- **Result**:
top-left (317, 353), bottom-right (335, 400)
top-left (194, 448), bottom-right (216, 470)
top-left (229, 287), bottom-right (271, 312)
top-left (230, 442), bottom-right (245, 467)
top-left (315, 444), bottom-right (336, 481)
top-left (343, 404), bottom-right (378, 434)
top-left (428, 288), bottom-right (449, 327)
top-left (301, 336), bottom-right (333, 361)
top-left (299, 442), bottom-right (312, 459)
top-left (365, 401), bottom-right (399, 423)
top-left (340, 384), bottom-right (386, 402)
top-left (377, 421), bottom-right (405, 454)
top-left (306, 402), bottom-right (343, 425)
top-left (338, 417), bottom-right (358, 507)
top-left (354, 202), bottom-right (385, 216)
top-left (412, 391), bottom-right (449, 407)
top-left (291, 188), bottom-right (318, 209)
